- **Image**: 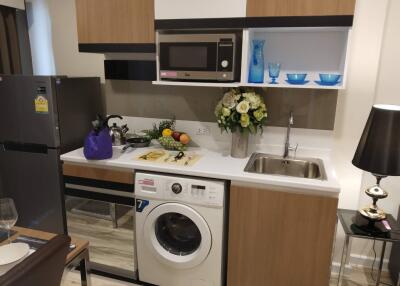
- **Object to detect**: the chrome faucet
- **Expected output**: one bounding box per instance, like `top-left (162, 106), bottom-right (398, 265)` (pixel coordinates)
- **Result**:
top-left (283, 111), bottom-right (298, 158)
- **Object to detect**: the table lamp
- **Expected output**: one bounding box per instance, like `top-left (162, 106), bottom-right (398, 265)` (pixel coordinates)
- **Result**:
top-left (352, 104), bottom-right (400, 221)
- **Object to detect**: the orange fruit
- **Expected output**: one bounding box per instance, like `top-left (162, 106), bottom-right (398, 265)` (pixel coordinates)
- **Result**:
top-left (179, 134), bottom-right (190, 145)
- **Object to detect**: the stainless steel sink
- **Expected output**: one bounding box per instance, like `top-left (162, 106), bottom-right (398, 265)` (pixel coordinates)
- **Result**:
top-left (244, 153), bottom-right (327, 180)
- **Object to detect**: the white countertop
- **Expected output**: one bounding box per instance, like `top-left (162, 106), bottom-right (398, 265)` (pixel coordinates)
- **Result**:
top-left (61, 145), bottom-right (340, 197)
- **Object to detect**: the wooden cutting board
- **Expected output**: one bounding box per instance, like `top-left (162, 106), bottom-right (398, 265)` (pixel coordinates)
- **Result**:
top-left (135, 149), bottom-right (201, 167)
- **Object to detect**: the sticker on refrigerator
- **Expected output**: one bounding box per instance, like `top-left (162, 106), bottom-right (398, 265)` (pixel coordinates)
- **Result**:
top-left (34, 95), bottom-right (49, 114)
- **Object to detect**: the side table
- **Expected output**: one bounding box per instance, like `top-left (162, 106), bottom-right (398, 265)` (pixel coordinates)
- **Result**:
top-left (337, 209), bottom-right (400, 286)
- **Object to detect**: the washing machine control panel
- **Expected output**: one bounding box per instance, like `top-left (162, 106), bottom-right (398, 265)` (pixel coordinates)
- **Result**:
top-left (166, 180), bottom-right (225, 207)
top-left (135, 172), bottom-right (226, 207)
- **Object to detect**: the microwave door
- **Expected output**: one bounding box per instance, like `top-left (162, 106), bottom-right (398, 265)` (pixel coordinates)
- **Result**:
top-left (159, 42), bottom-right (218, 81)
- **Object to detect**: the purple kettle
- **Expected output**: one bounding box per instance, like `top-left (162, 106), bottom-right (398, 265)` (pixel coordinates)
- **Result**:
top-left (83, 115), bottom-right (122, 160)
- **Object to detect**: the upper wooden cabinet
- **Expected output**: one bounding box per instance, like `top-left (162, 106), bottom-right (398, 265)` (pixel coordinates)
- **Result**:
top-left (75, 0), bottom-right (155, 44)
top-left (247, 0), bottom-right (356, 17)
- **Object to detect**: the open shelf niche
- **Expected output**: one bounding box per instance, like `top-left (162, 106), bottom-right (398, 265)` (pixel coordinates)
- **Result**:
top-left (241, 27), bottom-right (352, 89)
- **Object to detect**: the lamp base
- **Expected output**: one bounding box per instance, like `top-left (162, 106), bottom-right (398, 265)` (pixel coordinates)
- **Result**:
top-left (359, 176), bottom-right (389, 221)
top-left (352, 212), bottom-right (390, 236)
top-left (359, 206), bottom-right (386, 221)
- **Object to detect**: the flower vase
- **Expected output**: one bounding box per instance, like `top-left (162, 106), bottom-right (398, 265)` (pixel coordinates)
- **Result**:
top-left (231, 130), bottom-right (249, 158)
top-left (248, 39), bottom-right (265, 83)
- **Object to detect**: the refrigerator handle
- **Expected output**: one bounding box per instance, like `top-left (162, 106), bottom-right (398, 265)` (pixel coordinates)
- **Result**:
top-left (3, 141), bottom-right (48, 154)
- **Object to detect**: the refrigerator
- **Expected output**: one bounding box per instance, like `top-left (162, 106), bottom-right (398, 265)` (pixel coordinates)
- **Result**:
top-left (0, 75), bottom-right (104, 234)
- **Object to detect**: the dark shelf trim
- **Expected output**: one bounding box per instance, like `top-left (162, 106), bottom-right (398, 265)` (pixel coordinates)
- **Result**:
top-left (155, 17), bottom-right (245, 30)
top-left (78, 43), bottom-right (156, 53)
top-left (65, 187), bottom-right (134, 206)
top-left (245, 15), bottom-right (354, 28)
top-left (155, 15), bottom-right (353, 30)
top-left (104, 60), bottom-right (157, 81)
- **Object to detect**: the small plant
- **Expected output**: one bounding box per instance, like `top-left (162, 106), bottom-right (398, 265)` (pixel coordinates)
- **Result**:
top-left (215, 88), bottom-right (267, 134)
top-left (143, 118), bottom-right (176, 140)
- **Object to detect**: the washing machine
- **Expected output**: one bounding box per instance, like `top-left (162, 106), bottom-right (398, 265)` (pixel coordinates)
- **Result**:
top-left (135, 171), bottom-right (228, 286)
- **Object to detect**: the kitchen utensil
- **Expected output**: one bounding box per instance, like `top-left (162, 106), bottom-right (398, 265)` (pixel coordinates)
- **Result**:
top-left (286, 73), bottom-right (308, 84)
top-left (185, 155), bottom-right (193, 166)
top-left (315, 73), bottom-right (341, 86)
top-left (285, 80), bottom-right (310, 85)
top-left (106, 115), bottom-right (128, 146)
top-left (84, 115), bottom-right (113, 160)
top-left (164, 154), bottom-right (173, 162)
top-left (268, 62), bottom-right (281, 84)
top-left (121, 137), bottom-right (151, 152)
top-left (139, 150), bottom-right (167, 161)
top-left (173, 151), bottom-right (185, 162)
top-left (0, 243), bottom-right (29, 265)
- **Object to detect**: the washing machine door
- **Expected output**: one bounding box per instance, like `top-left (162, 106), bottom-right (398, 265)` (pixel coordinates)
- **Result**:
top-left (143, 202), bottom-right (212, 270)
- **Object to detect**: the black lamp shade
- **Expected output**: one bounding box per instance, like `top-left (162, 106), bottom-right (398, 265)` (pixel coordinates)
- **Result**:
top-left (352, 104), bottom-right (400, 176)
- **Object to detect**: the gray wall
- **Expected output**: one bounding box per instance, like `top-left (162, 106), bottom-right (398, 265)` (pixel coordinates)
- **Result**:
top-left (105, 80), bottom-right (338, 130)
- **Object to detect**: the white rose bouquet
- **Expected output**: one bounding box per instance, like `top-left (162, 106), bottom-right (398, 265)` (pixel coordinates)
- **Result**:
top-left (215, 88), bottom-right (267, 134)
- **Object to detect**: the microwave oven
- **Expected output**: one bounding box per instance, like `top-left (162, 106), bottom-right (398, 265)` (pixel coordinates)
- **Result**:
top-left (158, 33), bottom-right (239, 82)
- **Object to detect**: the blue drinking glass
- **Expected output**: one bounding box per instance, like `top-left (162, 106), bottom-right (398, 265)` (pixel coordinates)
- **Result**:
top-left (268, 63), bottom-right (281, 84)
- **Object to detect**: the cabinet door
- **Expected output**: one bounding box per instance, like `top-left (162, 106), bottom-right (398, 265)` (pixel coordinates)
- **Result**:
top-left (227, 185), bottom-right (338, 286)
top-left (75, 0), bottom-right (155, 44)
top-left (247, 0), bottom-right (356, 17)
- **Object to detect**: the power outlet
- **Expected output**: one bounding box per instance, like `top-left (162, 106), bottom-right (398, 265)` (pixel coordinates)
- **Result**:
top-left (196, 127), bottom-right (211, 136)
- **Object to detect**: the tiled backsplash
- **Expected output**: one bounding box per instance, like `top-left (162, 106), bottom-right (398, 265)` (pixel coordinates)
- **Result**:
top-left (107, 116), bottom-right (334, 157)
top-left (105, 80), bottom-right (338, 130)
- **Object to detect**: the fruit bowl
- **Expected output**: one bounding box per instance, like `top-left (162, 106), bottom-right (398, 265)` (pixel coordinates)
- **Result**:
top-left (158, 129), bottom-right (191, 151)
top-left (158, 136), bottom-right (187, 151)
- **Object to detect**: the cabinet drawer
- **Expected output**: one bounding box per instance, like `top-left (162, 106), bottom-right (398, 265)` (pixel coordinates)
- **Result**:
top-left (63, 164), bottom-right (134, 185)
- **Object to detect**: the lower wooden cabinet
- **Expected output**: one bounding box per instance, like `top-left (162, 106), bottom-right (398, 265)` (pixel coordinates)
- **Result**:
top-left (62, 164), bottom-right (134, 184)
top-left (227, 185), bottom-right (338, 286)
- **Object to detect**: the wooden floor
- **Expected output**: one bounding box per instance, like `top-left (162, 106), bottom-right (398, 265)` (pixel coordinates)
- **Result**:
top-left (62, 270), bottom-right (139, 286)
top-left (329, 267), bottom-right (393, 286)
top-left (66, 198), bottom-right (135, 274)
top-left (63, 199), bottom-right (395, 286)
top-left (61, 268), bottom-right (394, 286)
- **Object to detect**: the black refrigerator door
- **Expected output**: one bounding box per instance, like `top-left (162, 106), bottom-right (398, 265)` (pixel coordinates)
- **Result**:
top-left (0, 145), bottom-right (66, 234)
top-left (0, 75), bottom-right (21, 143)
top-left (0, 75), bottom-right (60, 147)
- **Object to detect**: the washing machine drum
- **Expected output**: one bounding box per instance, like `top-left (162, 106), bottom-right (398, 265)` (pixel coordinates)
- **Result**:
top-left (144, 202), bottom-right (212, 270)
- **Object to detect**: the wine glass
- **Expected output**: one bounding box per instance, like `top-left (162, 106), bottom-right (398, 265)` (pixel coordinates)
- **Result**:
top-left (0, 198), bottom-right (18, 243)
top-left (268, 62), bottom-right (281, 84)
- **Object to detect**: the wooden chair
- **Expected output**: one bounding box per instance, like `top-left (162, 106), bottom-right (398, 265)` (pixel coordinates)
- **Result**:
top-left (0, 234), bottom-right (71, 286)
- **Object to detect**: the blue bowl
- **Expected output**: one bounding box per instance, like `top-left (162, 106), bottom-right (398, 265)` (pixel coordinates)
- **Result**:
top-left (286, 73), bottom-right (307, 84)
top-left (319, 73), bottom-right (341, 85)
